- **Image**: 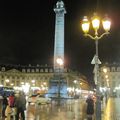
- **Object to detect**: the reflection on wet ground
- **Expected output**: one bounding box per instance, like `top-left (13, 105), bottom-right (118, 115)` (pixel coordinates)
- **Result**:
top-left (103, 98), bottom-right (120, 120)
top-left (1, 98), bottom-right (120, 120)
top-left (26, 98), bottom-right (120, 120)
top-left (26, 99), bottom-right (85, 120)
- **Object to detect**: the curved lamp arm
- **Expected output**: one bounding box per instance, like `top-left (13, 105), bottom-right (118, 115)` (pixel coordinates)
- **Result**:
top-left (84, 32), bottom-right (110, 40)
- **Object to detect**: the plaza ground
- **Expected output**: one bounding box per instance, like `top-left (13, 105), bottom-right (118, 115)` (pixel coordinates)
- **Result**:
top-left (1, 97), bottom-right (120, 120)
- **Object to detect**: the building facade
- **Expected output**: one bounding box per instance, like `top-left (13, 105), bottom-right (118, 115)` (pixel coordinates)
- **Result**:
top-left (99, 64), bottom-right (120, 97)
top-left (0, 64), bottom-right (90, 92)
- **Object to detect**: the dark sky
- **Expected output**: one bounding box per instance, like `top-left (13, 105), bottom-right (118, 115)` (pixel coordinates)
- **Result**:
top-left (0, 0), bottom-right (120, 82)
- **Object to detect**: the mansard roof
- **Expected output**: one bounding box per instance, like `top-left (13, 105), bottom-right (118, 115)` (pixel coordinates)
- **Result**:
top-left (6, 69), bottom-right (21, 73)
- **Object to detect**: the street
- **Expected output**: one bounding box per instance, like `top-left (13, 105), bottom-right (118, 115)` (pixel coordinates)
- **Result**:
top-left (103, 98), bottom-right (120, 120)
top-left (26, 99), bottom-right (87, 120)
top-left (25, 97), bottom-right (120, 120)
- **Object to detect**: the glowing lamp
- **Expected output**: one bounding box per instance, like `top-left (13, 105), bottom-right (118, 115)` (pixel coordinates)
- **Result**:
top-left (102, 16), bottom-right (111, 32)
top-left (56, 58), bottom-right (63, 66)
top-left (81, 16), bottom-right (90, 34)
top-left (91, 14), bottom-right (100, 30)
top-left (103, 68), bottom-right (107, 73)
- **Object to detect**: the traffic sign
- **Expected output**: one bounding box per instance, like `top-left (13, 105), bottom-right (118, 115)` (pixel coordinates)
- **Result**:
top-left (91, 55), bottom-right (101, 64)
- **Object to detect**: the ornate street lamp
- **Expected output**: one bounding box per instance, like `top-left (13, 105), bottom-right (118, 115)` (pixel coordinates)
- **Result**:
top-left (81, 13), bottom-right (111, 120)
top-left (56, 57), bottom-right (64, 105)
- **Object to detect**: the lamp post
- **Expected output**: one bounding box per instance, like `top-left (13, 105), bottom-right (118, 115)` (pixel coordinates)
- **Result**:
top-left (81, 13), bottom-right (111, 120)
top-left (56, 57), bottom-right (64, 105)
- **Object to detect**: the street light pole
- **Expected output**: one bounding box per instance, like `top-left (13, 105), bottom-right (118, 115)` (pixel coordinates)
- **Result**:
top-left (94, 39), bottom-right (102, 120)
top-left (81, 13), bottom-right (111, 120)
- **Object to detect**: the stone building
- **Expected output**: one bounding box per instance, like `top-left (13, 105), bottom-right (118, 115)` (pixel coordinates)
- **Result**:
top-left (0, 64), bottom-right (90, 92)
top-left (99, 63), bottom-right (120, 97)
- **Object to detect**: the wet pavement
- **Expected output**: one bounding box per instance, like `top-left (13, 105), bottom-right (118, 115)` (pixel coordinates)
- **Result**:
top-left (26, 99), bottom-right (87, 120)
top-left (1, 98), bottom-right (120, 120)
top-left (102, 98), bottom-right (120, 120)
top-left (25, 98), bottom-right (120, 120)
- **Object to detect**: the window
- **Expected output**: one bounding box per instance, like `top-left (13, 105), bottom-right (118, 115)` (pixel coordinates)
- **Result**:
top-left (31, 69), bottom-right (35, 73)
top-left (45, 69), bottom-right (48, 73)
top-left (22, 69), bottom-right (26, 73)
top-left (40, 69), bottom-right (44, 72)
top-left (36, 69), bottom-right (39, 72)
top-left (117, 67), bottom-right (120, 72)
top-left (49, 69), bottom-right (53, 72)
top-left (1, 67), bottom-right (5, 72)
top-left (111, 67), bottom-right (116, 72)
top-left (27, 69), bottom-right (30, 73)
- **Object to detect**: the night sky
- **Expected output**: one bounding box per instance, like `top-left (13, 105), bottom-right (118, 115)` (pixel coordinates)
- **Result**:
top-left (0, 0), bottom-right (120, 82)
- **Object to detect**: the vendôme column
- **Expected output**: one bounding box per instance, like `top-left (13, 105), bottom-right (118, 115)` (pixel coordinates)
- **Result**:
top-left (54, 0), bottom-right (66, 72)
top-left (47, 0), bottom-right (67, 98)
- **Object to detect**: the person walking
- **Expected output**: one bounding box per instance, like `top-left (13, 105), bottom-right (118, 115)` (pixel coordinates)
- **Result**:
top-left (15, 92), bottom-right (26, 120)
top-left (86, 95), bottom-right (94, 120)
top-left (5, 103), bottom-right (13, 120)
top-left (8, 93), bottom-right (15, 108)
top-left (2, 94), bottom-right (8, 118)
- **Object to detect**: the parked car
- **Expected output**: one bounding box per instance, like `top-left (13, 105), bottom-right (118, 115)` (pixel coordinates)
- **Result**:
top-left (27, 94), bottom-right (51, 105)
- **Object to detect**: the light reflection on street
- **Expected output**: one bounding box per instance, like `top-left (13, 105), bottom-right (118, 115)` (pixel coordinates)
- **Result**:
top-left (26, 99), bottom-right (85, 120)
top-left (25, 98), bottom-right (120, 120)
top-left (103, 98), bottom-right (120, 120)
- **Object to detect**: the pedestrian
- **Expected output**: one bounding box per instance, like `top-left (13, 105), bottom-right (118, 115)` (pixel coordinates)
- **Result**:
top-left (2, 94), bottom-right (8, 118)
top-left (15, 92), bottom-right (26, 120)
top-left (5, 103), bottom-right (13, 120)
top-left (8, 93), bottom-right (15, 108)
top-left (86, 95), bottom-right (94, 120)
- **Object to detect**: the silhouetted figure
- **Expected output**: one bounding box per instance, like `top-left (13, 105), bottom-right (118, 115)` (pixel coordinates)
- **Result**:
top-left (2, 95), bottom-right (8, 118)
top-left (5, 103), bottom-right (13, 120)
top-left (86, 95), bottom-right (94, 120)
top-left (15, 92), bottom-right (26, 120)
top-left (8, 93), bottom-right (15, 108)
